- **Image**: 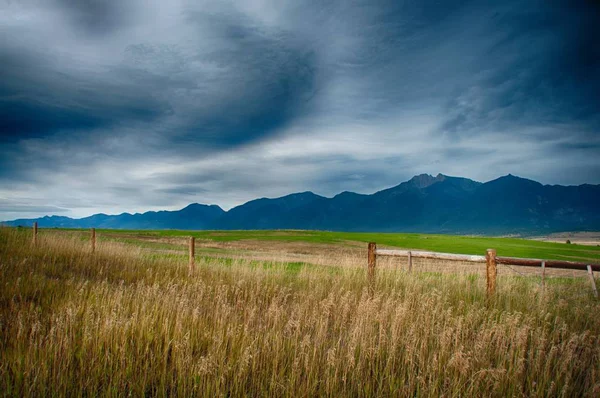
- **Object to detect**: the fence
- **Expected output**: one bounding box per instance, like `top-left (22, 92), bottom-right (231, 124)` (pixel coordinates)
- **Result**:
top-left (368, 242), bottom-right (599, 298)
top-left (31, 223), bottom-right (200, 273)
top-left (28, 223), bottom-right (599, 298)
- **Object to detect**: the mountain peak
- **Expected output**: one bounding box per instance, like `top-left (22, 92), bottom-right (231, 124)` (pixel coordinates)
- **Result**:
top-left (500, 173), bottom-right (526, 180)
top-left (409, 173), bottom-right (446, 189)
top-left (283, 191), bottom-right (319, 198)
top-left (182, 202), bottom-right (222, 209)
top-left (493, 174), bottom-right (541, 186)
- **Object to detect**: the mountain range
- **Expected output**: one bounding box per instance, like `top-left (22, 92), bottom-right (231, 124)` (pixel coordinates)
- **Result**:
top-left (3, 174), bottom-right (600, 235)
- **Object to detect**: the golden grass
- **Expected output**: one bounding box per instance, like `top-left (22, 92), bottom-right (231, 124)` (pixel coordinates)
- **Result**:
top-left (1, 227), bottom-right (599, 397)
top-left (92, 230), bottom-right (594, 278)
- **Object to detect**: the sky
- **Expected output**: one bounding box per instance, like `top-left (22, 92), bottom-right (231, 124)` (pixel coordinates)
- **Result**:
top-left (1, 0), bottom-right (599, 220)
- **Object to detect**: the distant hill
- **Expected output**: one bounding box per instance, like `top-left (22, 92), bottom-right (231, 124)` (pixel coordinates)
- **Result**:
top-left (3, 174), bottom-right (600, 234)
top-left (5, 203), bottom-right (225, 230)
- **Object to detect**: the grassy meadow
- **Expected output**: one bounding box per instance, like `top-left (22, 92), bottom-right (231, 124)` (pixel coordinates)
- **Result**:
top-left (50, 227), bottom-right (600, 263)
top-left (1, 227), bottom-right (600, 396)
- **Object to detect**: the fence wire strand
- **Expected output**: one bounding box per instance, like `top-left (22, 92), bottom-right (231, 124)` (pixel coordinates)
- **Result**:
top-left (499, 263), bottom-right (544, 287)
top-left (499, 262), bottom-right (598, 299)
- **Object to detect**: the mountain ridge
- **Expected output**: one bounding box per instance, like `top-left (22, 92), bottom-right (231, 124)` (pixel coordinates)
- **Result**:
top-left (3, 174), bottom-right (600, 235)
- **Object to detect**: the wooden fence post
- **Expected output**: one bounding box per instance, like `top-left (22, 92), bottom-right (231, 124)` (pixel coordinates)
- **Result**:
top-left (541, 261), bottom-right (546, 292)
top-left (32, 222), bottom-right (38, 246)
top-left (91, 228), bottom-right (96, 253)
top-left (539, 261), bottom-right (546, 303)
top-left (368, 242), bottom-right (376, 280)
top-left (587, 265), bottom-right (598, 298)
top-left (189, 237), bottom-right (195, 271)
top-left (408, 250), bottom-right (412, 272)
top-left (486, 249), bottom-right (497, 296)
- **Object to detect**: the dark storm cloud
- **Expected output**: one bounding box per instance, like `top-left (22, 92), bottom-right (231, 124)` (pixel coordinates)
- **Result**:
top-left (0, 0), bottom-right (599, 220)
top-left (165, 10), bottom-right (318, 149)
top-left (439, 0), bottom-right (600, 138)
top-left (0, 5), bottom-right (317, 152)
top-left (55, 0), bottom-right (129, 36)
top-left (0, 48), bottom-right (170, 142)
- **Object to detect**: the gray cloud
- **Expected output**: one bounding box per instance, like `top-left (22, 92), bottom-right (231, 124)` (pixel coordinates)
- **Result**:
top-left (0, 202), bottom-right (69, 214)
top-left (0, 0), bottom-right (317, 150)
top-left (0, 0), bottom-right (598, 220)
top-left (438, 1), bottom-right (600, 139)
top-left (54, 0), bottom-right (130, 36)
top-left (0, 47), bottom-right (171, 141)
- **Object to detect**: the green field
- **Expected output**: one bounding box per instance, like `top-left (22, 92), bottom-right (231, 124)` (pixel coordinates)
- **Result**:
top-left (66, 228), bottom-right (600, 264)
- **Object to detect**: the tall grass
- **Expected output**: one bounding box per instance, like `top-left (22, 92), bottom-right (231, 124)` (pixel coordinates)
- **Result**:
top-left (1, 227), bottom-right (599, 396)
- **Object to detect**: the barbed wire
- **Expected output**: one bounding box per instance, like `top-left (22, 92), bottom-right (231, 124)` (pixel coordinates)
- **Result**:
top-left (499, 263), bottom-right (597, 299)
top-left (498, 263), bottom-right (598, 299)
top-left (498, 263), bottom-right (544, 287)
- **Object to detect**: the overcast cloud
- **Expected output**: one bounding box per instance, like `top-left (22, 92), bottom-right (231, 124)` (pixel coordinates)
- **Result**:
top-left (1, 0), bottom-right (599, 219)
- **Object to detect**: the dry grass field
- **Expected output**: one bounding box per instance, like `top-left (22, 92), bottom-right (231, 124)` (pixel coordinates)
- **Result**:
top-left (1, 227), bottom-right (599, 396)
top-left (532, 232), bottom-right (600, 246)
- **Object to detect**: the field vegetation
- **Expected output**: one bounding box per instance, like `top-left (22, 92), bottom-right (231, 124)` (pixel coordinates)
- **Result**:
top-left (65, 228), bottom-right (600, 263)
top-left (1, 227), bottom-right (599, 396)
